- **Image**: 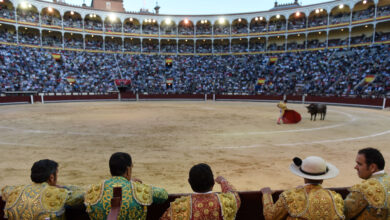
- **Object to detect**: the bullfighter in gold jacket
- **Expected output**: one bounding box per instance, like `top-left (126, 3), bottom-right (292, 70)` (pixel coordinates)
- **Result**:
top-left (261, 156), bottom-right (345, 220)
top-left (1, 159), bottom-right (84, 220)
top-left (344, 147), bottom-right (390, 220)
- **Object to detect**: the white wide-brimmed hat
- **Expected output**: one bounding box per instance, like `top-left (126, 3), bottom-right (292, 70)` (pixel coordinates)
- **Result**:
top-left (290, 156), bottom-right (339, 180)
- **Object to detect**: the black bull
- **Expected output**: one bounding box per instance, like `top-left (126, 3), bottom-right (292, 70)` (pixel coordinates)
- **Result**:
top-left (306, 103), bottom-right (327, 121)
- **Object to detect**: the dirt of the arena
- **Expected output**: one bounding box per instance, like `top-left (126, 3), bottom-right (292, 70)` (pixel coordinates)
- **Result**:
top-left (0, 101), bottom-right (389, 194)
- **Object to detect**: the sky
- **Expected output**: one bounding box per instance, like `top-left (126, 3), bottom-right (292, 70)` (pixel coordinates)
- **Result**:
top-left (62, 0), bottom-right (331, 15)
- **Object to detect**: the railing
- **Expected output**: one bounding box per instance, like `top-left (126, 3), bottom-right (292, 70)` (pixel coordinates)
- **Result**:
top-left (0, 188), bottom-right (350, 220)
top-left (0, 93), bottom-right (388, 109)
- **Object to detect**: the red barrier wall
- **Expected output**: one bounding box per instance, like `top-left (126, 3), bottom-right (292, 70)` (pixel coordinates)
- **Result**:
top-left (0, 94), bottom-right (386, 108)
top-left (215, 94), bottom-right (284, 101)
top-left (41, 94), bottom-right (118, 101)
top-left (138, 94), bottom-right (206, 99)
top-left (0, 96), bottom-right (30, 103)
top-left (305, 95), bottom-right (384, 106)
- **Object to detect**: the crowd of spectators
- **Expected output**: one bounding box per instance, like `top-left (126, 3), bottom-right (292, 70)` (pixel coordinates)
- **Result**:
top-left (196, 24), bottom-right (212, 35)
top-left (308, 14), bottom-right (327, 27)
top-left (160, 25), bottom-right (177, 35)
top-left (0, 6), bottom-right (15, 20)
top-left (268, 21), bottom-right (286, 32)
top-left (1, 44), bottom-right (388, 97)
top-left (330, 12), bottom-right (350, 24)
top-left (288, 17), bottom-right (306, 30)
top-left (124, 41), bottom-right (141, 52)
top-left (84, 20), bottom-right (103, 31)
top-left (41, 14), bottom-right (62, 26)
top-left (0, 28), bottom-right (16, 42)
top-left (63, 18), bottom-right (83, 29)
top-left (178, 25), bottom-right (194, 35)
top-left (104, 22), bottom-right (122, 33)
top-left (214, 25), bottom-right (230, 35)
top-left (377, 5), bottom-right (390, 17)
top-left (352, 7), bottom-right (375, 21)
top-left (17, 10), bottom-right (39, 23)
top-left (42, 35), bottom-right (62, 47)
top-left (142, 24), bottom-right (158, 35)
top-left (123, 22), bottom-right (140, 33)
top-left (232, 22), bottom-right (248, 34)
top-left (64, 37), bottom-right (83, 49)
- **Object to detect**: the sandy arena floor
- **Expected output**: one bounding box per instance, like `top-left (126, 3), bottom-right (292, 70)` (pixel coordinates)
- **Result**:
top-left (0, 101), bottom-right (389, 193)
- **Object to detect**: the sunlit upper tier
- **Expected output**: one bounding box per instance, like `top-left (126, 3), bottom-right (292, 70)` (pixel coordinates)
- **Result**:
top-left (1, 0), bottom-right (389, 35)
top-left (0, 0), bottom-right (389, 53)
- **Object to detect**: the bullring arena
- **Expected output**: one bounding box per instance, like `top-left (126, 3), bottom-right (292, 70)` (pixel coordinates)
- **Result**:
top-left (1, 99), bottom-right (390, 193)
top-left (1, 0), bottom-right (390, 217)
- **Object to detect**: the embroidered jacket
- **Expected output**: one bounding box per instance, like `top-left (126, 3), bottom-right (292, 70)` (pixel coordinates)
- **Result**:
top-left (344, 173), bottom-right (390, 220)
top-left (277, 102), bottom-right (287, 115)
top-left (262, 184), bottom-right (345, 220)
top-left (1, 183), bottom-right (84, 220)
top-left (84, 176), bottom-right (168, 220)
top-left (160, 179), bottom-right (240, 220)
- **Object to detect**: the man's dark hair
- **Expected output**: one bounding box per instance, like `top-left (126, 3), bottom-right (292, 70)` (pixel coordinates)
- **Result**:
top-left (109, 152), bottom-right (132, 176)
top-left (358, 147), bottom-right (385, 170)
top-left (30, 159), bottom-right (58, 183)
top-left (188, 163), bottom-right (214, 193)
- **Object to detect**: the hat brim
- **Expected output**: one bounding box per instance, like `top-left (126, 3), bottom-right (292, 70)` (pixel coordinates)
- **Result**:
top-left (289, 162), bottom-right (339, 180)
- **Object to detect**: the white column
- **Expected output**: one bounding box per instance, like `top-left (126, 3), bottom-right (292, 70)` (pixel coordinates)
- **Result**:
top-left (41, 94), bottom-right (45, 104)
top-left (383, 98), bottom-right (387, 110)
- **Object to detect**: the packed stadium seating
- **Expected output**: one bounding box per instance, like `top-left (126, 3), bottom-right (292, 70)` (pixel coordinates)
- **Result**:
top-left (0, 0), bottom-right (390, 218)
top-left (0, 0), bottom-right (389, 96)
top-left (0, 44), bottom-right (389, 96)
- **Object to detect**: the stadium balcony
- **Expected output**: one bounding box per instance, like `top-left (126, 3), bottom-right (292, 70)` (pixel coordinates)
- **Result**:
top-left (0, 0), bottom-right (389, 53)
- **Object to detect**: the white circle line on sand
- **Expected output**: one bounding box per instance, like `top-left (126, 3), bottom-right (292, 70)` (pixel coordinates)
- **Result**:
top-left (276, 129), bottom-right (390, 146)
top-left (0, 141), bottom-right (41, 147)
top-left (218, 109), bottom-right (357, 136)
top-left (214, 109), bottom-right (390, 149)
top-left (216, 128), bottom-right (390, 149)
top-left (0, 109), bottom-right (353, 137)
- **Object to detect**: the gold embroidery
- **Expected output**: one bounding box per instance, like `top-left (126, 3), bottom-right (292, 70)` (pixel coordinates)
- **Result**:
top-left (330, 191), bottom-right (345, 218)
top-left (281, 188), bottom-right (307, 217)
top-left (350, 179), bottom-right (386, 208)
top-left (41, 186), bottom-right (68, 212)
top-left (217, 192), bottom-right (238, 220)
top-left (3, 185), bottom-right (25, 209)
top-left (84, 182), bottom-right (104, 206)
top-left (171, 196), bottom-right (191, 220)
top-left (132, 181), bottom-right (153, 205)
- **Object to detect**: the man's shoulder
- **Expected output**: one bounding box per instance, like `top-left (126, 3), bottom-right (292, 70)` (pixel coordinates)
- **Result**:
top-left (1, 185), bottom-right (25, 205)
top-left (168, 196), bottom-right (192, 219)
top-left (281, 187), bottom-right (306, 199)
top-left (279, 187), bottom-right (307, 216)
top-left (131, 181), bottom-right (155, 205)
top-left (84, 181), bottom-right (105, 206)
top-left (41, 186), bottom-right (70, 212)
top-left (349, 178), bottom-right (386, 208)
